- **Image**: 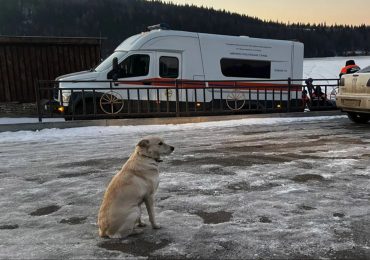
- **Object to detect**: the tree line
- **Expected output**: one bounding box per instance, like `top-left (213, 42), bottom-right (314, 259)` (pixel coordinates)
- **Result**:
top-left (0, 0), bottom-right (369, 58)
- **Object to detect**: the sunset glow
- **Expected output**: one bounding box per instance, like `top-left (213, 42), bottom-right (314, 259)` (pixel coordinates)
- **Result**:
top-left (167, 0), bottom-right (370, 26)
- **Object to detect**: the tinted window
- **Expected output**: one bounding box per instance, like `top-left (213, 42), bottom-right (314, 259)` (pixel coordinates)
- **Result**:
top-left (220, 58), bottom-right (271, 78)
top-left (108, 54), bottom-right (150, 79)
top-left (358, 66), bottom-right (370, 73)
top-left (159, 56), bottom-right (179, 78)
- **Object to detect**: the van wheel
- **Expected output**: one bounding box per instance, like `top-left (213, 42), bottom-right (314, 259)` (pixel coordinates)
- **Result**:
top-left (67, 99), bottom-right (101, 120)
top-left (347, 112), bottom-right (370, 124)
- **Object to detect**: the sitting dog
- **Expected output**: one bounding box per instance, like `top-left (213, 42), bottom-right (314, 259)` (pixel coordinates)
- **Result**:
top-left (98, 136), bottom-right (174, 238)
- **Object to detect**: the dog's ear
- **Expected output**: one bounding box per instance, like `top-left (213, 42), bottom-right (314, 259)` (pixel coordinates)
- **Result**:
top-left (137, 139), bottom-right (149, 148)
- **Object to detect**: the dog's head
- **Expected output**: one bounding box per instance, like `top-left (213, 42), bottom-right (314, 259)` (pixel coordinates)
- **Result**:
top-left (136, 136), bottom-right (174, 161)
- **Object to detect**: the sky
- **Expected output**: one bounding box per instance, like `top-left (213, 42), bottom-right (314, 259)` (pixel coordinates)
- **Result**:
top-left (168, 0), bottom-right (370, 26)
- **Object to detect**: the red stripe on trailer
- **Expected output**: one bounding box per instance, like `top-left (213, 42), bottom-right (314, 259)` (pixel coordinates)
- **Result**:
top-left (117, 78), bottom-right (302, 91)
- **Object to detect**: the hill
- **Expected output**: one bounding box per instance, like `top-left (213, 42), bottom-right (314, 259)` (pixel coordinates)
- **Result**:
top-left (0, 0), bottom-right (369, 58)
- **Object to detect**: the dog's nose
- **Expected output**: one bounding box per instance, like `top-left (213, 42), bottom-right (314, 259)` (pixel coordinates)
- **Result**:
top-left (170, 146), bottom-right (175, 151)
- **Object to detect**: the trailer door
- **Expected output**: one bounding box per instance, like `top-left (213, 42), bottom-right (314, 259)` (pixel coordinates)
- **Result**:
top-left (153, 52), bottom-right (182, 105)
top-left (156, 52), bottom-right (182, 81)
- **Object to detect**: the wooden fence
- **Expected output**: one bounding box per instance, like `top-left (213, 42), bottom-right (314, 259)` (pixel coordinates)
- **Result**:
top-left (0, 36), bottom-right (102, 103)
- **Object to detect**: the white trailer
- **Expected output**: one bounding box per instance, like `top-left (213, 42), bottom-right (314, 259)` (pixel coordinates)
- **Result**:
top-left (55, 24), bottom-right (304, 114)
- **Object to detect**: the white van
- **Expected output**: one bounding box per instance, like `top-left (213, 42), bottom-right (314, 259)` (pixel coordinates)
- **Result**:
top-left (55, 24), bottom-right (304, 115)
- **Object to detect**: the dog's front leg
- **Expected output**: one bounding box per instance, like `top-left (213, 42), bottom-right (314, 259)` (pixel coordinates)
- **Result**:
top-left (137, 204), bottom-right (146, 227)
top-left (144, 195), bottom-right (160, 229)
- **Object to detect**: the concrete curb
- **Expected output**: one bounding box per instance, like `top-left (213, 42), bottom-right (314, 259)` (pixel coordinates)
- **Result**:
top-left (0, 110), bottom-right (345, 133)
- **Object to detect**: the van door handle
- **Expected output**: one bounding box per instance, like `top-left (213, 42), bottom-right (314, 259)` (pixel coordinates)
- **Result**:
top-left (143, 81), bottom-right (152, 85)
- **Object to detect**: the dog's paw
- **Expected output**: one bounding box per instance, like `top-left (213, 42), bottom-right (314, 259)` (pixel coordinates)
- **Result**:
top-left (137, 222), bottom-right (147, 227)
top-left (152, 224), bottom-right (161, 229)
top-left (110, 233), bottom-right (123, 239)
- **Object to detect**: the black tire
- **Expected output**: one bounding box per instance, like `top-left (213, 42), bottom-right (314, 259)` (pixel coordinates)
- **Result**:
top-left (67, 99), bottom-right (101, 120)
top-left (347, 112), bottom-right (370, 124)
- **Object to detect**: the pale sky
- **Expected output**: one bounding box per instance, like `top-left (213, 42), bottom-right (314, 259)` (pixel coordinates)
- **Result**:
top-left (168, 0), bottom-right (370, 26)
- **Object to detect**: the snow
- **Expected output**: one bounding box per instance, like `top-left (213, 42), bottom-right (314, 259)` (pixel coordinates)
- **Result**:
top-left (0, 56), bottom-right (369, 259)
top-left (303, 55), bottom-right (370, 79)
top-left (0, 115), bottom-right (369, 259)
top-left (0, 115), bottom-right (345, 143)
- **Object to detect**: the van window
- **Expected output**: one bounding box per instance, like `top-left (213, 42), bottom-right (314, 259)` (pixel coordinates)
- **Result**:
top-left (108, 54), bottom-right (150, 79)
top-left (159, 56), bottom-right (179, 78)
top-left (95, 51), bottom-right (127, 72)
top-left (220, 58), bottom-right (271, 78)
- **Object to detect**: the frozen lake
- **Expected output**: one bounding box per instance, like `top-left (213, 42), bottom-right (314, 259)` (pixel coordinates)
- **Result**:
top-left (0, 115), bottom-right (369, 259)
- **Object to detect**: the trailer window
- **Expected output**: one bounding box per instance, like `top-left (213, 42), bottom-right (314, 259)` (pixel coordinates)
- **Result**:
top-left (220, 58), bottom-right (271, 78)
top-left (108, 54), bottom-right (150, 79)
top-left (159, 56), bottom-right (179, 78)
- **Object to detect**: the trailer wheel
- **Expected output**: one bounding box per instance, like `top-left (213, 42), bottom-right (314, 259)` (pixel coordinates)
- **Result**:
top-left (226, 90), bottom-right (246, 111)
top-left (99, 91), bottom-right (124, 114)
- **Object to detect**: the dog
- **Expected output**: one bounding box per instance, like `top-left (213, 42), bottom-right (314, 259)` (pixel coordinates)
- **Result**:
top-left (98, 136), bottom-right (174, 239)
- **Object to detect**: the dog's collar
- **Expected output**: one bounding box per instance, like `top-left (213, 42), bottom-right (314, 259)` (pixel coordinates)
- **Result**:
top-left (141, 153), bottom-right (162, 163)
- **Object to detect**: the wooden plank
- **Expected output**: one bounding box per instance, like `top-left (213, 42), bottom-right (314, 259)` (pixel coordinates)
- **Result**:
top-left (57, 45), bottom-right (66, 75)
top-left (28, 44), bottom-right (40, 101)
top-left (79, 45), bottom-right (86, 69)
top-left (6, 45), bottom-right (17, 101)
top-left (17, 44), bottom-right (30, 102)
top-left (24, 45), bottom-right (37, 102)
top-left (34, 46), bottom-right (46, 99)
top-left (0, 37), bottom-right (103, 103)
top-left (68, 44), bottom-right (77, 73)
top-left (0, 46), bottom-right (11, 102)
top-left (85, 45), bottom-right (92, 71)
top-left (73, 45), bottom-right (81, 71)
top-left (45, 45), bottom-right (55, 80)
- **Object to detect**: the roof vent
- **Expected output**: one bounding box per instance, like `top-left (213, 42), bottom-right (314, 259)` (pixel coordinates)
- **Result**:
top-left (147, 23), bottom-right (170, 31)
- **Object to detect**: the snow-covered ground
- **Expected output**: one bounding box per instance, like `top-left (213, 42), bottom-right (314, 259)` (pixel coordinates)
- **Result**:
top-left (303, 55), bottom-right (370, 79)
top-left (0, 115), bottom-right (369, 259)
top-left (0, 56), bottom-right (369, 259)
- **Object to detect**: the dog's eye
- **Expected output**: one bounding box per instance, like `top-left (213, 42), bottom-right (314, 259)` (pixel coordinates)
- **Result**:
top-left (158, 142), bottom-right (163, 145)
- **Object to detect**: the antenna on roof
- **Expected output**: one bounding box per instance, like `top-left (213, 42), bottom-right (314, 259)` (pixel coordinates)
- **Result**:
top-left (147, 23), bottom-right (170, 31)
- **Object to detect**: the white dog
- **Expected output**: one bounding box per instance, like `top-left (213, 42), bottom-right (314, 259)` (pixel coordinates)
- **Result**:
top-left (98, 136), bottom-right (174, 238)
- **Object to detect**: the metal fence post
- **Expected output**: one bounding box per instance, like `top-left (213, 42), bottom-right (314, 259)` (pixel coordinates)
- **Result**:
top-left (287, 77), bottom-right (291, 112)
top-left (175, 79), bottom-right (180, 117)
top-left (35, 80), bottom-right (42, 123)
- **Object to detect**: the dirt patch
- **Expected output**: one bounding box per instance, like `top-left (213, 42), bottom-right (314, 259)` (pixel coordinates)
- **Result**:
top-left (333, 213), bottom-right (345, 218)
top-left (59, 216), bottom-right (87, 225)
top-left (57, 171), bottom-right (92, 178)
top-left (195, 210), bottom-right (233, 224)
top-left (171, 154), bottom-right (290, 167)
top-left (299, 205), bottom-right (316, 211)
top-left (0, 224), bottom-right (19, 229)
top-left (292, 174), bottom-right (325, 183)
top-left (227, 181), bottom-right (280, 192)
top-left (259, 216), bottom-right (272, 223)
top-left (202, 166), bottom-right (236, 176)
top-left (29, 205), bottom-right (61, 216)
top-left (227, 182), bottom-right (251, 191)
top-left (98, 239), bottom-right (170, 257)
top-left (24, 177), bottom-right (47, 184)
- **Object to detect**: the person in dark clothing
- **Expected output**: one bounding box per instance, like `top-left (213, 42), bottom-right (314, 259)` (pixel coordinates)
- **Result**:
top-left (305, 78), bottom-right (326, 101)
top-left (314, 85), bottom-right (326, 101)
top-left (339, 60), bottom-right (360, 78)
